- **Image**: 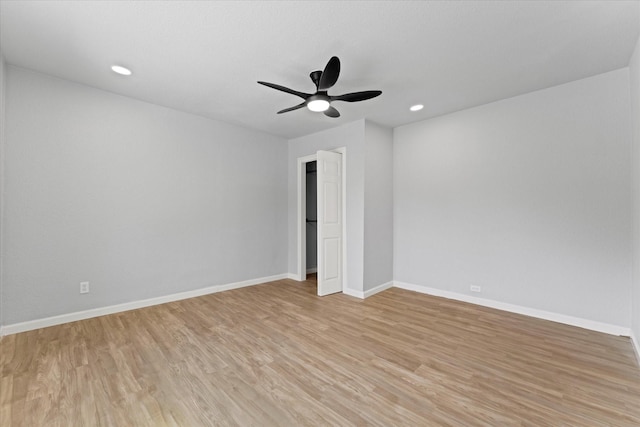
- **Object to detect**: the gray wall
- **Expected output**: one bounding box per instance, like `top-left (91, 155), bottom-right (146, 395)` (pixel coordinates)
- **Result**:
top-left (363, 121), bottom-right (393, 291)
top-left (0, 52), bottom-right (5, 328)
top-left (288, 120), bottom-right (365, 293)
top-left (631, 33), bottom-right (640, 342)
top-left (394, 69), bottom-right (632, 327)
top-left (3, 67), bottom-right (288, 325)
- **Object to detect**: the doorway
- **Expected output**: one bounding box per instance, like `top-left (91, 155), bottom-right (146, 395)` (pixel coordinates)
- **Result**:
top-left (305, 161), bottom-right (318, 278)
top-left (297, 148), bottom-right (346, 296)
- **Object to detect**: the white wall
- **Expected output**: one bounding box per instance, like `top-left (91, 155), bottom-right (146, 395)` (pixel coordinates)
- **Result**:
top-left (3, 67), bottom-right (288, 325)
top-left (363, 121), bottom-right (393, 291)
top-left (631, 33), bottom-right (640, 352)
top-left (288, 120), bottom-right (366, 293)
top-left (394, 69), bottom-right (633, 327)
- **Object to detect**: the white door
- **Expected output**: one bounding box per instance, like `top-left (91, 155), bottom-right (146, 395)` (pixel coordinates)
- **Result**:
top-left (317, 150), bottom-right (342, 296)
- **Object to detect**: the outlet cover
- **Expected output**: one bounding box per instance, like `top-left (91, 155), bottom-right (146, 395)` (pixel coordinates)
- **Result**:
top-left (470, 285), bottom-right (481, 293)
top-left (80, 281), bottom-right (90, 294)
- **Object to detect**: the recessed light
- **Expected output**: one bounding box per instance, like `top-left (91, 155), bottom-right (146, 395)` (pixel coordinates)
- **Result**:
top-left (111, 65), bottom-right (132, 76)
top-left (410, 104), bottom-right (424, 112)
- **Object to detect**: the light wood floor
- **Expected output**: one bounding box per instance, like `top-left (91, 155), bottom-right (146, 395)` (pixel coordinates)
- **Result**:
top-left (2, 276), bottom-right (640, 426)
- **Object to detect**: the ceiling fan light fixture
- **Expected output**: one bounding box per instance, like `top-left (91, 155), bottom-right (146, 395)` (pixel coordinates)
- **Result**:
top-left (410, 104), bottom-right (424, 112)
top-left (111, 65), bottom-right (132, 76)
top-left (307, 99), bottom-right (330, 112)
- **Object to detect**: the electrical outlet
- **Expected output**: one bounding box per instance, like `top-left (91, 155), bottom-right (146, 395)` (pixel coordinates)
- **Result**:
top-left (470, 285), bottom-right (481, 293)
top-left (80, 281), bottom-right (90, 294)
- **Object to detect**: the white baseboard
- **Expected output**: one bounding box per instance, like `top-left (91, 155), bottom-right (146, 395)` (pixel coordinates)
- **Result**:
top-left (286, 273), bottom-right (300, 281)
top-left (1, 273), bottom-right (289, 336)
top-left (631, 330), bottom-right (640, 367)
top-left (365, 281), bottom-right (394, 298)
top-left (343, 281), bottom-right (393, 299)
top-left (394, 281), bottom-right (630, 337)
top-left (4, 275), bottom-right (632, 342)
top-left (343, 287), bottom-right (363, 299)
top-left (306, 267), bottom-right (317, 274)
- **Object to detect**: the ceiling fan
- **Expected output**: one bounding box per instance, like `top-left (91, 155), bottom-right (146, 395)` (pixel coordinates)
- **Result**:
top-left (258, 56), bottom-right (382, 118)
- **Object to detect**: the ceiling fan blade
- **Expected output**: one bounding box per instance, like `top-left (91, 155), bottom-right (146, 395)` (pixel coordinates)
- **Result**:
top-left (277, 102), bottom-right (307, 114)
top-left (324, 106), bottom-right (340, 118)
top-left (331, 90), bottom-right (382, 103)
top-left (318, 56), bottom-right (340, 91)
top-left (257, 81), bottom-right (311, 99)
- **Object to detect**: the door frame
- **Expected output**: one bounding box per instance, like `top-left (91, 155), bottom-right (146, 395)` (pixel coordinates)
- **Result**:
top-left (296, 147), bottom-right (347, 292)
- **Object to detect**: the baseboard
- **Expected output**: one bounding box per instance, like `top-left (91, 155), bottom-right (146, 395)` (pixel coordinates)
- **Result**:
top-left (342, 287), bottom-right (363, 299)
top-left (2, 273), bottom-right (289, 336)
top-left (631, 330), bottom-right (640, 367)
top-left (12, 274), bottom-right (627, 339)
top-left (365, 281), bottom-right (394, 298)
top-left (342, 281), bottom-right (393, 299)
top-left (286, 273), bottom-right (299, 280)
top-left (394, 281), bottom-right (630, 337)
top-left (306, 267), bottom-right (317, 274)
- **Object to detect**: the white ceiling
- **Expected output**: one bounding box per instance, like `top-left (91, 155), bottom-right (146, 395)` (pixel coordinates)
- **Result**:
top-left (1, 1), bottom-right (639, 139)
